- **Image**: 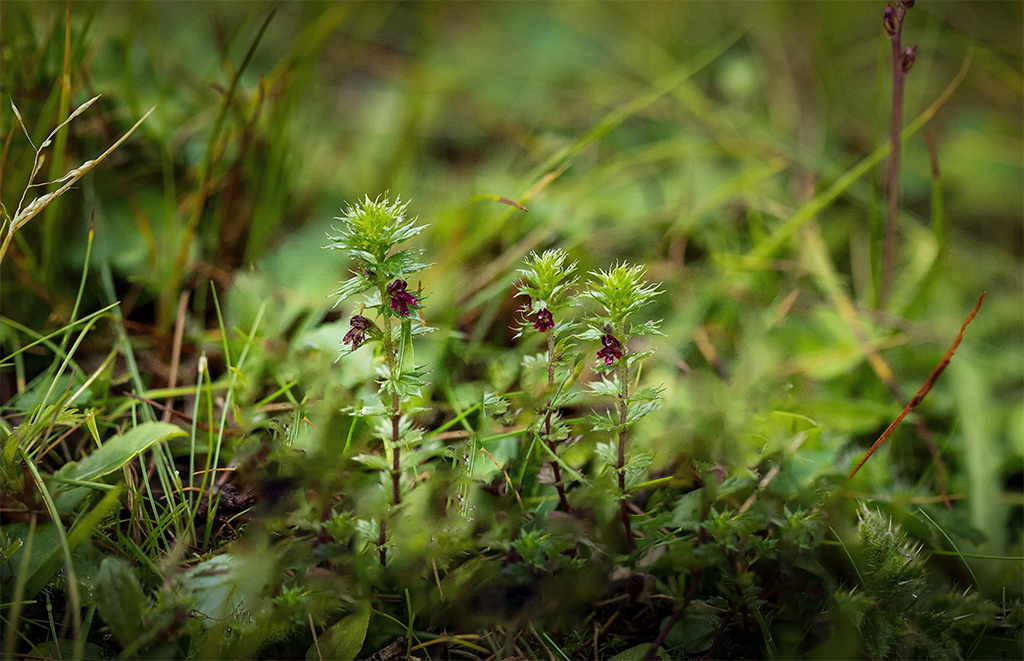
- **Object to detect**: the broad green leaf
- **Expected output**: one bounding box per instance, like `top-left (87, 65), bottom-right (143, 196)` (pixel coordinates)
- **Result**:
top-left (96, 557), bottom-right (146, 648)
top-left (18, 485), bottom-right (123, 599)
top-left (609, 643), bottom-right (655, 661)
top-left (61, 422), bottom-right (186, 483)
top-left (51, 422), bottom-right (184, 513)
top-left (306, 601), bottom-right (371, 661)
top-left (437, 556), bottom-right (501, 604)
top-left (61, 421), bottom-right (186, 485)
top-left (665, 612), bottom-right (718, 654)
top-left (179, 545), bottom-right (276, 625)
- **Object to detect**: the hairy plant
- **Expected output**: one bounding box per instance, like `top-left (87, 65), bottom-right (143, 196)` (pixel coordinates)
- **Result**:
top-left (580, 263), bottom-right (662, 552)
top-left (515, 249), bottom-right (580, 512)
top-left (326, 194), bottom-right (432, 567)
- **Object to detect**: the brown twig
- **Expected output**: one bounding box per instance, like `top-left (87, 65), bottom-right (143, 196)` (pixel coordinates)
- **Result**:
top-left (848, 292), bottom-right (986, 479)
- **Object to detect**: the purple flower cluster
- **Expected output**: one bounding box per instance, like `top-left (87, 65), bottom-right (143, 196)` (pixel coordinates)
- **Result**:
top-left (387, 279), bottom-right (419, 317)
top-left (344, 315), bottom-right (374, 350)
top-left (534, 308), bottom-right (554, 333)
top-left (597, 333), bottom-right (623, 366)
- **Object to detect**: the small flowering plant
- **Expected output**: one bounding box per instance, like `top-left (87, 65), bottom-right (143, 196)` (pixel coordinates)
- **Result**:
top-left (326, 194), bottom-right (433, 567)
top-left (327, 195), bottom-right (432, 398)
top-left (514, 250), bottom-right (578, 335)
top-left (515, 249), bottom-right (580, 511)
top-left (580, 263), bottom-right (663, 551)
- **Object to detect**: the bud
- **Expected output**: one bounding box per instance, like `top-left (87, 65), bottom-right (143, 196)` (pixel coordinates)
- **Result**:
top-left (900, 0), bottom-right (915, 9)
top-left (901, 45), bottom-right (917, 74)
top-left (883, 5), bottom-right (898, 37)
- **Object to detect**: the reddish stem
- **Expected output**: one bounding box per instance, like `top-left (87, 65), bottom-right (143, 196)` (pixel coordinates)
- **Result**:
top-left (849, 292), bottom-right (986, 479)
top-left (881, 2), bottom-right (910, 308)
top-left (544, 332), bottom-right (572, 512)
top-left (617, 336), bottom-right (635, 553)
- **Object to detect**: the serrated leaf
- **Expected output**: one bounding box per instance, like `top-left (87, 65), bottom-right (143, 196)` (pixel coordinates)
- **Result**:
top-left (625, 349), bottom-right (656, 367)
top-left (521, 352), bottom-right (548, 371)
top-left (96, 557), bottom-right (146, 648)
top-left (587, 377), bottom-right (621, 398)
top-left (351, 454), bottom-right (390, 471)
top-left (576, 326), bottom-right (605, 341)
top-left (483, 392), bottom-right (509, 416)
top-left (630, 386), bottom-right (664, 403)
top-left (595, 442), bottom-right (618, 468)
top-left (625, 451), bottom-right (654, 473)
top-left (629, 319), bottom-right (665, 337)
top-left (671, 490), bottom-right (703, 530)
top-left (588, 410), bottom-right (623, 433)
top-left (332, 276), bottom-right (374, 302)
top-left (626, 400), bottom-right (660, 425)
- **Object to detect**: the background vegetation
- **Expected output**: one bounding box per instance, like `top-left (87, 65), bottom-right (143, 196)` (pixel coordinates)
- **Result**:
top-left (1, 1), bottom-right (1021, 659)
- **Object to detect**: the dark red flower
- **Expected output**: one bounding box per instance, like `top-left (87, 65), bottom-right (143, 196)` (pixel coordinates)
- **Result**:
top-left (387, 279), bottom-right (419, 317)
top-left (534, 308), bottom-right (554, 333)
top-left (344, 315), bottom-right (374, 350)
top-left (597, 333), bottom-right (623, 366)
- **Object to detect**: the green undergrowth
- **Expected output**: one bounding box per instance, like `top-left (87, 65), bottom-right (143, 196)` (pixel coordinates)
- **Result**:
top-left (1, 2), bottom-right (1021, 659)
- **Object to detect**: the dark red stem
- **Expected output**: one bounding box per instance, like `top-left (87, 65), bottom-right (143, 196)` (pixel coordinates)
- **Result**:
top-left (881, 2), bottom-right (910, 308)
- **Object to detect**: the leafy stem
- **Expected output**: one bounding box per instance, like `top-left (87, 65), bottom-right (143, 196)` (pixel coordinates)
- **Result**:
top-left (327, 194), bottom-right (430, 569)
top-left (378, 295), bottom-right (401, 568)
top-left (614, 320), bottom-right (635, 552)
top-left (542, 330), bottom-right (571, 512)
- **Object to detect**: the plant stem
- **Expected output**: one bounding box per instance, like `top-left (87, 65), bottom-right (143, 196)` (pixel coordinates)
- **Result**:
top-left (544, 331), bottom-right (571, 512)
top-left (642, 569), bottom-right (702, 661)
top-left (616, 323), bottom-right (635, 552)
top-left (881, 2), bottom-right (909, 309)
top-left (392, 393), bottom-right (401, 506)
top-left (379, 300), bottom-right (403, 568)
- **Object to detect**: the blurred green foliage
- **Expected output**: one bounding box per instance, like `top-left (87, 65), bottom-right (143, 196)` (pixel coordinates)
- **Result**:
top-left (1, 1), bottom-right (1021, 658)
